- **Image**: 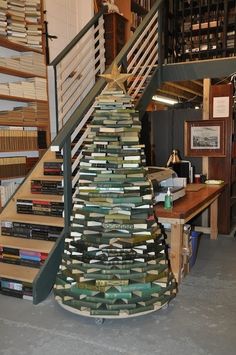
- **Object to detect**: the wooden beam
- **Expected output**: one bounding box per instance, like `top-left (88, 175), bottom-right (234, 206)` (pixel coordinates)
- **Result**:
top-left (192, 80), bottom-right (203, 87)
top-left (158, 84), bottom-right (194, 100)
top-left (166, 81), bottom-right (202, 97)
top-left (202, 78), bottom-right (211, 227)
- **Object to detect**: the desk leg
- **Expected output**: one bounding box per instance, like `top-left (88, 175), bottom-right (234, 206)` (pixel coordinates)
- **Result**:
top-left (210, 198), bottom-right (218, 240)
top-left (170, 223), bottom-right (183, 284)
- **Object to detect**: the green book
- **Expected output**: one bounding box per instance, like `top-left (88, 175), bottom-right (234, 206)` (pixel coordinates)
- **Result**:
top-left (115, 282), bottom-right (151, 292)
top-left (90, 308), bottom-right (120, 316)
top-left (105, 287), bottom-right (132, 299)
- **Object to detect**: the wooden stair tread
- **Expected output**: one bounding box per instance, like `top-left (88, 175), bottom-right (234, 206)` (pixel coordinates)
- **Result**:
top-left (18, 194), bottom-right (63, 202)
top-left (3, 213), bottom-right (64, 227)
top-left (0, 263), bottom-right (39, 283)
top-left (31, 176), bottom-right (63, 181)
top-left (0, 236), bottom-right (54, 253)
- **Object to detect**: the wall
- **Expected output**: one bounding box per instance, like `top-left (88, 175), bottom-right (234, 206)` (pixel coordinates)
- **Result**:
top-left (148, 108), bottom-right (203, 173)
top-left (44, 0), bottom-right (94, 62)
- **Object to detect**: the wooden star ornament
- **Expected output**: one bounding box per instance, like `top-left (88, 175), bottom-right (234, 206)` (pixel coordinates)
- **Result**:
top-left (100, 62), bottom-right (132, 93)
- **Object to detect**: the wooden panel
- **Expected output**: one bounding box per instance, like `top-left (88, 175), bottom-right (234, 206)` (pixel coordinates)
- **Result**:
top-left (0, 263), bottom-right (39, 283)
top-left (208, 83), bottom-right (234, 234)
top-left (104, 12), bottom-right (128, 65)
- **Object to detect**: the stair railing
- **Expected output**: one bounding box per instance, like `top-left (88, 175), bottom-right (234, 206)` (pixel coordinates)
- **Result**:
top-left (47, 7), bottom-right (107, 133)
top-left (50, 0), bottom-right (164, 234)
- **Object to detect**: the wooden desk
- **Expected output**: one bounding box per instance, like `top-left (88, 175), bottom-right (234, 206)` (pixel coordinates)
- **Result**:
top-left (154, 183), bottom-right (225, 284)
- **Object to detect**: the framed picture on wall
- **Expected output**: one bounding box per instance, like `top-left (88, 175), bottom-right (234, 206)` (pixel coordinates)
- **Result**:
top-left (184, 120), bottom-right (226, 157)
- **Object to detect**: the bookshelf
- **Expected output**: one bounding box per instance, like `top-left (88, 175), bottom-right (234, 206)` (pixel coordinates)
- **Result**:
top-left (0, 0), bottom-right (49, 208)
top-left (104, 12), bottom-right (127, 65)
top-left (0, 148), bottom-right (64, 303)
top-left (172, 0), bottom-right (236, 62)
top-left (115, 0), bottom-right (155, 36)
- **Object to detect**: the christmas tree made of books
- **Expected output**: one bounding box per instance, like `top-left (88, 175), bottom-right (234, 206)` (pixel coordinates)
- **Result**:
top-left (54, 63), bottom-right (177, 318)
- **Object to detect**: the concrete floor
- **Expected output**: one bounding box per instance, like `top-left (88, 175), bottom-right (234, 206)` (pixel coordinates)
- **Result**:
top-left (0, 234), bottom-right (236, 355)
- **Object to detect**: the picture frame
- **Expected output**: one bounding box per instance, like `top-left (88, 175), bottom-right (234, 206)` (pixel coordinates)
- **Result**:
top-left (184, 120), bottom-right (226, 157)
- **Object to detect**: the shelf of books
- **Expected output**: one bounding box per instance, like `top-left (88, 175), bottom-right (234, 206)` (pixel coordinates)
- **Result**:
top-left (0, 0), bottom-right (44, 51)
top-left (0, 146), bottom-right (65, 303)
top-left (173, 0), bottom-right (236, 62)
top-left (0, 0), bottom-right (48, 209)
top-left (0, 1), bottom-right (62, 303)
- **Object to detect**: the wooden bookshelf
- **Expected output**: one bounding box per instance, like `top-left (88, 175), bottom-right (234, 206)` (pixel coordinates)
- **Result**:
top-left (104, 12), bottom-right (128, 65)
top-left (115, 0), bottom-right (155, 36)
top-left (0, 1), bottom-right (50, 208)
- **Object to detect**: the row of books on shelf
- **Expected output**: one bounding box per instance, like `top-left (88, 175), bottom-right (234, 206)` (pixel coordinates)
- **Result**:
top-left (0, 102), bottom-right (48, 126)
top-left (0, 247), bottom-right (48, 268)
top-left (0, 155), bottom-right (39, 179)
top-left (0, 278), bottom-right (33, 300)
top-left (178, 0), bottom-right (234, 11)
top-left (16, 198), bottom-right (64, 217)
top-left (182, 19), bottom-right (220, 32)
top-left (31, 179), bottom-right (64, 195)
top-left (0, 0), bottom-right (42, 50)
top-left (131, 12), bottom-right (144, 30)
top-left (0, 51), bottom-right (45, 76)
top-left (135, 0), bottom-right (155, 11)
top-left (0, 126), bottom-right (47, 151)
top-left (0, 156), bottom-right (27, 176)
top-left (0, 77), bottom-right (47, 100)
top-left (0, 177), bottom-right (23, 207)
top-left (1, 220), bottom-right (63, 241)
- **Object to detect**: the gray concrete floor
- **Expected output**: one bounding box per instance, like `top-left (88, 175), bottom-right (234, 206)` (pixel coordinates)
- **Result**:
top-left (0, 233), bottom-right (236, 355)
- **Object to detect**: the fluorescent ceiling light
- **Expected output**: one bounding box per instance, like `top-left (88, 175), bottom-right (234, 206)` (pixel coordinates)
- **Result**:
top-left (152, 95), bottom-right (178, 105)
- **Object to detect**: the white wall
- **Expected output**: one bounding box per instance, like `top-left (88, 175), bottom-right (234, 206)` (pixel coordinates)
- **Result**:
top-left (44, 0), bottom-right (94, 62)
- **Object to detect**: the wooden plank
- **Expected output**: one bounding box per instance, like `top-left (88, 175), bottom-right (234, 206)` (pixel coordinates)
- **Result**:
top-left (0, 236), bottom-right (54, 253)
top-left (0, 263), bottom-right (39, 283)
top-left (210, 197), bottom-right (218, 240)
top-left (18, 194), bottom-right (63, 202)
top-left (169, 223), bottom-right (183, 284)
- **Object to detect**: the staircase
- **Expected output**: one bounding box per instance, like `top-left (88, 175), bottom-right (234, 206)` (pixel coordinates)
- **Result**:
top-left (0, 0), bottom-right (164, 304)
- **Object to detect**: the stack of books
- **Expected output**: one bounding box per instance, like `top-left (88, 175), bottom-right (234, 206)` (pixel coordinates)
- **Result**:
top-left (31, 179), bottom-right (64, 195)
top-left (0, 126), bottom-right (39, 151)
top-left (0, 77), bottom-right (47, 100)
top-left (29, 77), bottom-right (47, 100)
top-left (0, 51), bottom-right (46, 76)
top-left (16, 198), bottom-right (64, 217)
top-left (0, 102), bottom-right (49, 126)
top-left (0, 277), bottom-right (33, 299)
top-left (0, 0), bottom-right (7, 37)
top-left (0, 177), bottom-right (22, 207)
top-left (0, 246), bottom-right (48, 268)
top-left (1, 220), bottom-right (63, 241)
top-left (44, 161), bottom-right (62, 176)
top-left (54, 85), bottom-right (176, 317)
top-left (0, 156), bottom-right (26, 178)
top-left (25, 0), bottom-right (42, 49)
top-left (7, 0), bottom-right (27, 45)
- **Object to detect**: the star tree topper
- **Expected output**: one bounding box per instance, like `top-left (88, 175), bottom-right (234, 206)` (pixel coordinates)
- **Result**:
top-left (100, 62), bottom-right (132, 93)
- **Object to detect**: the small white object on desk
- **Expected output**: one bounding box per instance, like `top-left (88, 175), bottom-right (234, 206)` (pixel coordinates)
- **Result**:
top-left (205, 180), bottom-right (224, 185)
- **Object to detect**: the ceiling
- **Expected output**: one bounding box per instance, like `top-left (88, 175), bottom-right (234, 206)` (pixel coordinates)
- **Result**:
top-left (149, 79), bottom-right (204, 111)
